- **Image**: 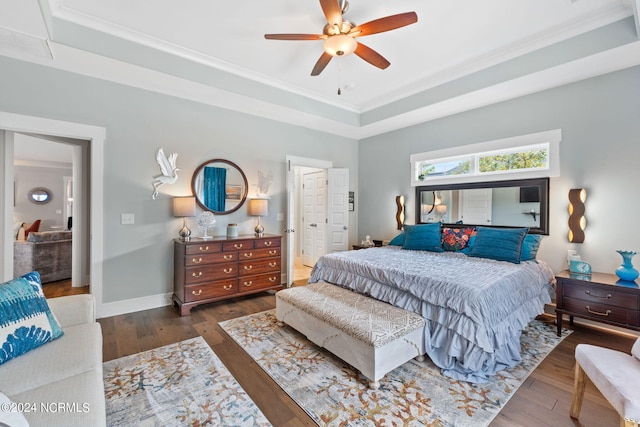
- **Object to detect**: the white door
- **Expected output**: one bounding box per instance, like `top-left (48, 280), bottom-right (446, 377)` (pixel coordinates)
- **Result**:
top-left (302, 171), bottom-right (326, 267)
top-left (327, 168), bottom-right (349, 253)
top-left (459, 188), bottom-right (493, 225)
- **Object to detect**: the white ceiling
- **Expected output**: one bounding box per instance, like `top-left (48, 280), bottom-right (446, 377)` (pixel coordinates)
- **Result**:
top-left (0, 0), bottom-right (639, 139)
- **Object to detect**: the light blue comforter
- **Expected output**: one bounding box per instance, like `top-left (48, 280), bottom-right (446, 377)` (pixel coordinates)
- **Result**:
top-left (309, 246), bottom-right (555, 382)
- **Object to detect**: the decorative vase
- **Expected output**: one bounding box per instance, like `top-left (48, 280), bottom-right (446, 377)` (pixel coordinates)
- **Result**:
top-left (615, 250), bottom-right (639, 282)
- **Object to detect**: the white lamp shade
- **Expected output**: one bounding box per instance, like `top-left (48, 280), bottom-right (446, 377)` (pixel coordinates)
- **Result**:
top-left (173, 196), bottom-right (196, 217)
top-left (248, 198), bottom-right (268, 216)
top-left (436, 205), bottom-right (447, 214)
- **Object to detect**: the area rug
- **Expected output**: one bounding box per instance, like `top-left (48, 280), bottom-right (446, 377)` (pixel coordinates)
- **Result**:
top-left (220, 310), bottom-right (570, 427)
top-left (103, 336), bottom-right (271, 427)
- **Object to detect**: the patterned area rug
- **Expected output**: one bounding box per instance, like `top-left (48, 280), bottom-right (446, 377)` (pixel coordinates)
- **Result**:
top-left (103, 336), bottom-right (271, 427)
top-left (220, 310), bottom-right (570, 427)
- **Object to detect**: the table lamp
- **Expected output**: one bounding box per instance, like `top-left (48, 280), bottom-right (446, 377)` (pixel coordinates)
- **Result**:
top-left (173, 196), bottom-right (196, 241)
top-left (248, 198), bottom-right (268, 236)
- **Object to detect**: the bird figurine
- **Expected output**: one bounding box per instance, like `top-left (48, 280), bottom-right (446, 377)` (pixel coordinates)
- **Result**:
top-left (151, 147), bottom-right (180, 199)
top-left (256, 170), bottom-right (273, 198)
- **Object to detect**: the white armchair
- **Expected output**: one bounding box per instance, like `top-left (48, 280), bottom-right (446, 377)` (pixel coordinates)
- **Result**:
top-left (571, 338), bottom-right (640, 427)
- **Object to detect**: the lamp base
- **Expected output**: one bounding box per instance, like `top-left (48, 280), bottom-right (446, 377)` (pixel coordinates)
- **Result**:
top-left (254, 223), bottom-right (264, 237)
top-left (178, 219), bottom-right (191, 241)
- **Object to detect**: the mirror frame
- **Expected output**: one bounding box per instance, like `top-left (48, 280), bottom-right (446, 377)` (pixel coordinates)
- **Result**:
top-left (415, 177), bottom-right (549, 235)
top-left (28, 187), bottom-right (52, 205)
top-left (191, 159), bottom-right (248, 215)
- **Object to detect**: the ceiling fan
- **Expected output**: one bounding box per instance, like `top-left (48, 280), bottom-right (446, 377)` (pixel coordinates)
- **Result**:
top-left (264, 0), bottom-right (418, 76)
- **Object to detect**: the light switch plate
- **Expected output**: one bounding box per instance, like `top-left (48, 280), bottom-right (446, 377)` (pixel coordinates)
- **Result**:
top-left (121, 213), bottom-right (135, 225)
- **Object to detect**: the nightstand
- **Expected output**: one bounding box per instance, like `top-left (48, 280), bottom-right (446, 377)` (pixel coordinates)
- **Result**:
top-left (555, 270), bottom-right (640, 336)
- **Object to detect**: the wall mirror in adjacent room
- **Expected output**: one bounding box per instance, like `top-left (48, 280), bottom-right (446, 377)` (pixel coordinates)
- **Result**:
top-left (415, 177), bottom-right (549, 234)
top-left (191, 159), bottom-right (248, 214)
top-left (28, 187), bottom-right (52, 204)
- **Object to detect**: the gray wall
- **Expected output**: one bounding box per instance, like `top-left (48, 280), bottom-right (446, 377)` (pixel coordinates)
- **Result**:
top-left (0, 56), bottom-right (358, 304)
top-left (359, 65), bottom-right (640, 274)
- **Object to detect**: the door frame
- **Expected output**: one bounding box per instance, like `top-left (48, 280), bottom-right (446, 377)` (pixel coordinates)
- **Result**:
top-left (0, 111), bottom-right (105, 314)
top-left (285, 155), bottom-right (333, 286)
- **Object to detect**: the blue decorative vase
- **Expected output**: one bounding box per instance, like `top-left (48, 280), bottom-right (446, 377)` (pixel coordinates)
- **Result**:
top-left (615, 250), bottom-right (639, 282)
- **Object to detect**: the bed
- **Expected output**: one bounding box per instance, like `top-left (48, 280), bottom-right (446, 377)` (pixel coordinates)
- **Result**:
top-left (308, 234), bottom-right (555, 383)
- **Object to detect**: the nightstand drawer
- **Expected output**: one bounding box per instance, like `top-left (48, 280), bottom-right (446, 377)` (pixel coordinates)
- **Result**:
top-left (563, 282), bottom-right (639, 310)
top-left (184, 280), bottom-right (238, 302)
top-left (563, 297), bottom-right (640, 326)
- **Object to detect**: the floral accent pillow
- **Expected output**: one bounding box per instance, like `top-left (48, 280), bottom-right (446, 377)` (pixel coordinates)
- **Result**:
top-left (441, 227), bottom-right (476, 251)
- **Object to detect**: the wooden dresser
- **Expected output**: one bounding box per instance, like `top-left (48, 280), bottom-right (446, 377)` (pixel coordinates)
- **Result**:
top-left (555, 270), bottom-right (640, 336)
top-left (173, 234), bottom-right (282, 316)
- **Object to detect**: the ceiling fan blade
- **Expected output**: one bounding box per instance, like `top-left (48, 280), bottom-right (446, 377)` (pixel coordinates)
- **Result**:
top-left (354, 42), bottom-right (390, 70)
top-left (350, 12), bottom-right (418, 37)
top-left (265, 34), bottom-right (324, 40)
top-left (319, 0), bottom-right (343, 27)
top-left (311, 52), bottom-right (333, 76)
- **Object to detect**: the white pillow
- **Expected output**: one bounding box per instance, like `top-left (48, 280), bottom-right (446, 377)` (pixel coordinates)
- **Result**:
top-left (0, 392), bottom-right (30, 427)
top-left (13, 222), bottom-right (22, 240)
top-left (632, 337), bottom-right (640, 360)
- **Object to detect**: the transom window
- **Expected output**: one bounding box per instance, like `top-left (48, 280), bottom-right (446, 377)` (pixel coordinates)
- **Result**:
top-left (410, 130), bottom-right (560, 186)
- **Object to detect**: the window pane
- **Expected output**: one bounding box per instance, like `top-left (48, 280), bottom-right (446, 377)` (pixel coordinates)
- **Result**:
top-left (417, 158), bottom-right (471, 180)
top-left (479, 149), bottom-right (547, 173)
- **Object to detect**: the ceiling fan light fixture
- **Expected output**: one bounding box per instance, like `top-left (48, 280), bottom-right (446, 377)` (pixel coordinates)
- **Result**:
top-left (323, 34), bottom-right (357, 56)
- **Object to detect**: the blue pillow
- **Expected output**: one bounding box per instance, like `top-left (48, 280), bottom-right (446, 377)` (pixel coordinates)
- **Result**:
top-left (0, 272), bottom-right (64, 365)
top-left (521, 234), bottom-right (543, 261)
top-left (460, 235), bottom-right (477, 255)
top-left (468, 227), bottom-right (529, 263)
top-left (389, 232), bottom-right (405, 246)
top-left (402, 223), bottom-right (444, 252)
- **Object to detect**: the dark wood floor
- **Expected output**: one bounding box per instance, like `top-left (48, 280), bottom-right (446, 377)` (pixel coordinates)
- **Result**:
top-left (49, 279), bottom-right (634, 426)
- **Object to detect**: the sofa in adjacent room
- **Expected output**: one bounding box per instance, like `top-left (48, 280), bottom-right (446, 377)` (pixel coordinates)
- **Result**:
top-left (0, 286), bottom-right (106, 427)
top-left (13, 231), bottom-right (72, 283)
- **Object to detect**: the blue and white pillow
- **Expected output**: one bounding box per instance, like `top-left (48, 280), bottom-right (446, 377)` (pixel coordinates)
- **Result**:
top-left (0, 272), bottom-right (64, 365)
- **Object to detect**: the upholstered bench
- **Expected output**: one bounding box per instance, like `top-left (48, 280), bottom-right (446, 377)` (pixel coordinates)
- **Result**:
top-left (275, 282), bottom-right (426, 389)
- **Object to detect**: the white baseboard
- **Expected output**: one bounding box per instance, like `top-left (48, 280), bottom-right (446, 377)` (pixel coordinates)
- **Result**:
top-left (97, 292), bottom-right (172, 319)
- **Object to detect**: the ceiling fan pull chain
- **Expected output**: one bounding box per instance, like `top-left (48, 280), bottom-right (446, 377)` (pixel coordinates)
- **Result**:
top-left (337, 59), bottom-right (342, 95)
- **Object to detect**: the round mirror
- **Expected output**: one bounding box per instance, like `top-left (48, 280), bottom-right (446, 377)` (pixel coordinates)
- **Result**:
top-left (191, 159), bottom-right (248, 215)
top-left (28, 187), bottom-right (52, 204)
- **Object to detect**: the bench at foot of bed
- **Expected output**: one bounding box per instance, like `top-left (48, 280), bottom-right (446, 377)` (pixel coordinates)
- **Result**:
top-left (275, 281), bottom-right (426, 389)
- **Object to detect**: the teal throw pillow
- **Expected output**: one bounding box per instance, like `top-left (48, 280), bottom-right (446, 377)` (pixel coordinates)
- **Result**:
top-left (521, 234), bottom-right (543, 261)
top-left (0, 272), bottom-right (64, 365)
top-left (402, 223), bottom-right (444, 252)
top-left (468, 227), bottom-right (529, 263)
top-left (389, 232), bottom-right (405, 246)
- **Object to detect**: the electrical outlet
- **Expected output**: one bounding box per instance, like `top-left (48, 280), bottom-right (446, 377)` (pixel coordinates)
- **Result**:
top-left (121, 213), bottom-right (135, 225)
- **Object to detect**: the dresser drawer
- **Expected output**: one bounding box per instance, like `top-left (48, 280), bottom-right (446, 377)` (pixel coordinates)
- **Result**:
top-left (185, 262), bottom-right (237, 284)
top-left (223, 240), bottom-right (254, 251)
top-left (563, 297), bottom-right (640, 326)
top-left (255, 237), bottom-right (281, 249)
top-left (184, 280), bottom-right (238, 302)
top-left (239, 247), bottom-right (281, 261)
top-left (239, 273), bottom-right (281, 292)
top-left (184, 252), bottom-right (237, 266)
top-left (185, 242), bottom-right (223, 255)
top-left (563, 282), bottom-right (639, 310)
top-left (239, 258), bottom-right (281, 276)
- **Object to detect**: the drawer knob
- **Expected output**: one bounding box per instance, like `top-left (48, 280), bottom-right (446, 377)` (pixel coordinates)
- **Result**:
top-left (243, 281), bottom-right (253, 287)
top-left (224, 254), bottom-right (233, 260)
top-left (223, 268), bottom-right (233, 274)
top-left (269, 262), bottom-right (277, 267)
top-left (585, 290), bottom-right (611, 299)
top-left (585, 306), bottom-right (612, 317)
top-left (263, 241), bottom-right (272, 247)
top-left (234, 243), bottom-right (243, 249)
top-left (244, 252), bottom-right (253, 258)
top-left (198, 246), bottom-right (209, 252)
top-left (192, 257), bottom-right (202, 264)
top-left (244, 265), bottom-right (253, 271)
top-left (223, 284), bottom-right (233, 291)
top-left (191, 272), bottom-right (203, 278)
top-left (269, 250), bottom-right (277, 255)
top-left (191, 289), bottom-right (202, 296)
top-left (268, 276), bottom-right (277, 282)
